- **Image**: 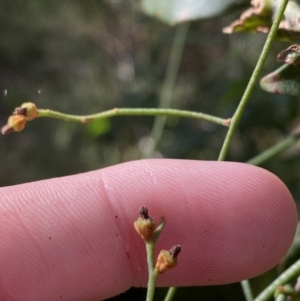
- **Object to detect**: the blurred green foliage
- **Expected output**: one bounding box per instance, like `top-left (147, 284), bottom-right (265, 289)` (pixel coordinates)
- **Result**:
top-left (141, 0), bottom-right (245, 25)
top-left (1, 1), bottom-right (300, 300)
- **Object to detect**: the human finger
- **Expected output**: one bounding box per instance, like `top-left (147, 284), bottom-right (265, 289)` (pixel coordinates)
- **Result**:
top-left (0, 160), bottom-right (297, 301)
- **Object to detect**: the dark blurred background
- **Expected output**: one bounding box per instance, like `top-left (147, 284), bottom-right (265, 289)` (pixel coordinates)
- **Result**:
top-left (1, 0), bottom-right (299, 300)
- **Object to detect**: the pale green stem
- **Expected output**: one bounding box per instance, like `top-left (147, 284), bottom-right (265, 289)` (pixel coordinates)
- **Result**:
top-left (144, 22), bottom-right (190, 158)
top-left (219, 2), bottom-right (290, 301)
top-left (218, 0), bottom-right (290, 161)
top-left (241, 280), bottom-right (254, 301)
top-left (164, 287), bottom-right (177, 301)
top-left (37, 108), bottom-right (228, 127)
top-left (145, 217), bottom-right (165, 301)
top-left (247, 134), bottom-right (299, 165)
top-left (146, 241), bottom-right (159, 301)
top-left (254, 258), bottom-right (300, 301)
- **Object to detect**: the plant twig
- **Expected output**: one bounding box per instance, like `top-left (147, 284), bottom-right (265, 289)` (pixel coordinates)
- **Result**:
top-left (145, 217), bottom-right (166, 301)
top-left (254, 258), bottom-right (300, 301)
top-left (241, 280), bottom-right (254, 301)
top-left (36, 108), bottom-right (228, 127)
top-left (247, 134), bottom-right (300, 165)
top-left (144, 22), bottom-right (190, 158)
top-left (133, 208), bottom-right (166, 301)
top-left (146, 241), bottom-right (159, 301)
top-left (164, 287), bottom-right (177, 301)
top-left (218, 0), bottom-right (290, 161)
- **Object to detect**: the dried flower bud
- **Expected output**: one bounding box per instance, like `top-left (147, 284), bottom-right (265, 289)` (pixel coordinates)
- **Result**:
top-left (155, 245), bottom-right (181, 274)
top-left (1, 115), bottom-right (27, 134)
top-left (13, 102), bottom-right (38, 121)
top-left (134, 206), bottom-right (156, 242)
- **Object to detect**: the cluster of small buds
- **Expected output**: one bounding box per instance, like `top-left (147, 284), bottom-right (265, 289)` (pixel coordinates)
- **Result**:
top-left (1, 102), bottom-right (38, 134)
top-left (134, 206), bottom-right (181, 275)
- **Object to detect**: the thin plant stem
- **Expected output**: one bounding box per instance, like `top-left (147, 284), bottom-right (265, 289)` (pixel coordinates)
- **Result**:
top-left (218, 2), bottom-right (290, 301)
top-left (37, 108), bottom-right (228, 127)
top-left (247, 134), bottom-right (299, 165)
top-left (145, 217), bottom-right (165, 301)
top-left (146, 241), bottom-right (159, 301)
top-left (218, 0), bottom-right (290, 161)
top-left (144, 22), bottom-right (190, 158)
top-left (164, 287), bottom-right (177, 301)
top-left (254, 258), bottom-right (300, 301)
top-left (241, 280), bottom-right (254, 301)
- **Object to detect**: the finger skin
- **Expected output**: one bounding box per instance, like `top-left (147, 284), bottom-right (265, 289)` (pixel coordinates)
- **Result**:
top-left (0, 160), bottom-right (297, 301)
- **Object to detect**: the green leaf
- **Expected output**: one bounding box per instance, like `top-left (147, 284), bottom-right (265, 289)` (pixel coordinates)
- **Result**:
top-left (141, 0), bottom-right (240, 26)
top-left (84, 119), bottom-right (111, 138)
top-left (260, 63), bottom-right (300, 96)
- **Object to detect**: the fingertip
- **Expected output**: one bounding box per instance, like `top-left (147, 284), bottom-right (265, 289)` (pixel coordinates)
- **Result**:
top-left (102, 160), bottom-right (297, 286)
top-left (0, 160), bottom-right (297, 300)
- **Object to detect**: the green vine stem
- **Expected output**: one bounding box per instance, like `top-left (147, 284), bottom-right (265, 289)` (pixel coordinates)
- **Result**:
top-left (164, 287), bottom-right (177, 301)
top-left (218, 1), bottom-right (290, 301)
top-left (218, 0), bottom-right (290, 161)
top-left (146, 218), bottom-right (165, 301)
top-left (36, 107), bottom-right (229, 127)
top-left (241, 280), bottom-right (254, 301)
top-left (146, 241), bottom-right (159, 301)
top-left (144, 22), bottom-right (190, 158)
top-left (247, 134), bottom-right (300, 166)
top-left (254, 258), bottom-right (300, 301)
